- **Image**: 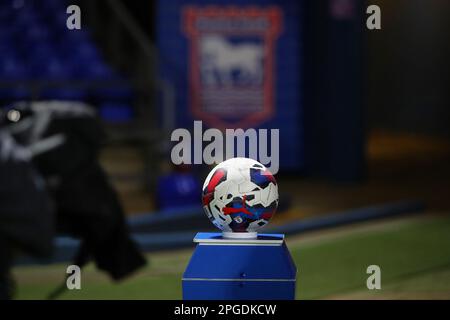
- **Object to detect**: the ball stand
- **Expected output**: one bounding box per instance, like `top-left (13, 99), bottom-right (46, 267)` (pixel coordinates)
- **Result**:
top-left (222, 231), bottom-right (258, 239)
top-left (182, 232), bottom-right (297, 300)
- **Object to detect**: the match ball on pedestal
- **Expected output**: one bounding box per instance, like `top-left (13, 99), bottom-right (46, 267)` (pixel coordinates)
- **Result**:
top-left (202, 157), bottom-right (278, 239)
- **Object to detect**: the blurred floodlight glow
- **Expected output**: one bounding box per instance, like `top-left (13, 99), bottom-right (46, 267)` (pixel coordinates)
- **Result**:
top-left (7, 109), bottom-right (21, 122)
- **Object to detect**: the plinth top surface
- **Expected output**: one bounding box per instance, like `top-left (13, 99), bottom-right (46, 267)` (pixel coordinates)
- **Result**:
top-left (193, 232), bottom-right (284, 245)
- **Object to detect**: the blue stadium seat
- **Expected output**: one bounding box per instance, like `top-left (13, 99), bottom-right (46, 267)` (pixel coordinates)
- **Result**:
top-left (71, 42), bottom-right (101, 60)
top-left (0, 0), bottom-right (133, 109)
top-left (23, 24), bottom-right (51, 43)
top-left (24, 43), bottom-right (55, 62)
top-left (39, 0), bottom-right (68, 12)
top-left (99, 102), bottom-right (134, 123)
top-left (39, 87), bottom-right (88, 101)
top-left (78, 61), bottom-right (116, 80)
top-left (29, 57), bottom-right (72, 80)
top-left (0, 56), bottom-right (28, 80)
top-left (0, 42), bottom-right (16, 59)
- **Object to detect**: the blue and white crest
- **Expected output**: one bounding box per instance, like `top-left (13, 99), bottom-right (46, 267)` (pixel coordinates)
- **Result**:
top-left (183, 6), bottom-right (283, 129)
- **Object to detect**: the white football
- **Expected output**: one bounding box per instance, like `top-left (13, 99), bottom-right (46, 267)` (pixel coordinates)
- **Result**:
top-left (202, 157), bottom-right (278, 235)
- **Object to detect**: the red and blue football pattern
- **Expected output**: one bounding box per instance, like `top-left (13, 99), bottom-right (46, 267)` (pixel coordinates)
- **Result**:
top-left (202, 158), bottom-right (278, 233)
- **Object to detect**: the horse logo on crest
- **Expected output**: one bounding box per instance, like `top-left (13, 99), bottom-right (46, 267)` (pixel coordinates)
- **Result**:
top-left (183, 6), bottom-right (282, 129)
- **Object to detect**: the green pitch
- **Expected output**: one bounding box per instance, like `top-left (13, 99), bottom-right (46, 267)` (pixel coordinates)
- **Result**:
top-left (12, 214), bottom-right (450, 299)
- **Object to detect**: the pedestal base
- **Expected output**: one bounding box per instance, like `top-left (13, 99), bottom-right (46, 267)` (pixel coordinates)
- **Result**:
top-left (182, 233), bottom-right (297, 300)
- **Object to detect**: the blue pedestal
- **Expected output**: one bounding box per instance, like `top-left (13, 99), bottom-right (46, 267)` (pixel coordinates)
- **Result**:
top-left (182, 233), bottom-right (297, 300)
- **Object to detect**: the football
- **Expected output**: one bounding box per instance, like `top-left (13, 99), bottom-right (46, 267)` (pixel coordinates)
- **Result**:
top-left (202, 157), bottom-right (278, 238)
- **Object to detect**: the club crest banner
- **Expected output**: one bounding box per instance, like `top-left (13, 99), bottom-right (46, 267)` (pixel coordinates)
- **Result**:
top-left (183, 6), bottom-right (282, 129)
top-left (158, 0), bottom-right (303, 171)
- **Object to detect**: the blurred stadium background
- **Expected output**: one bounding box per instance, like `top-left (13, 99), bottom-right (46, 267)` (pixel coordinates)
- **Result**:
top-left (0, 0), bottom-right (449, 299)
